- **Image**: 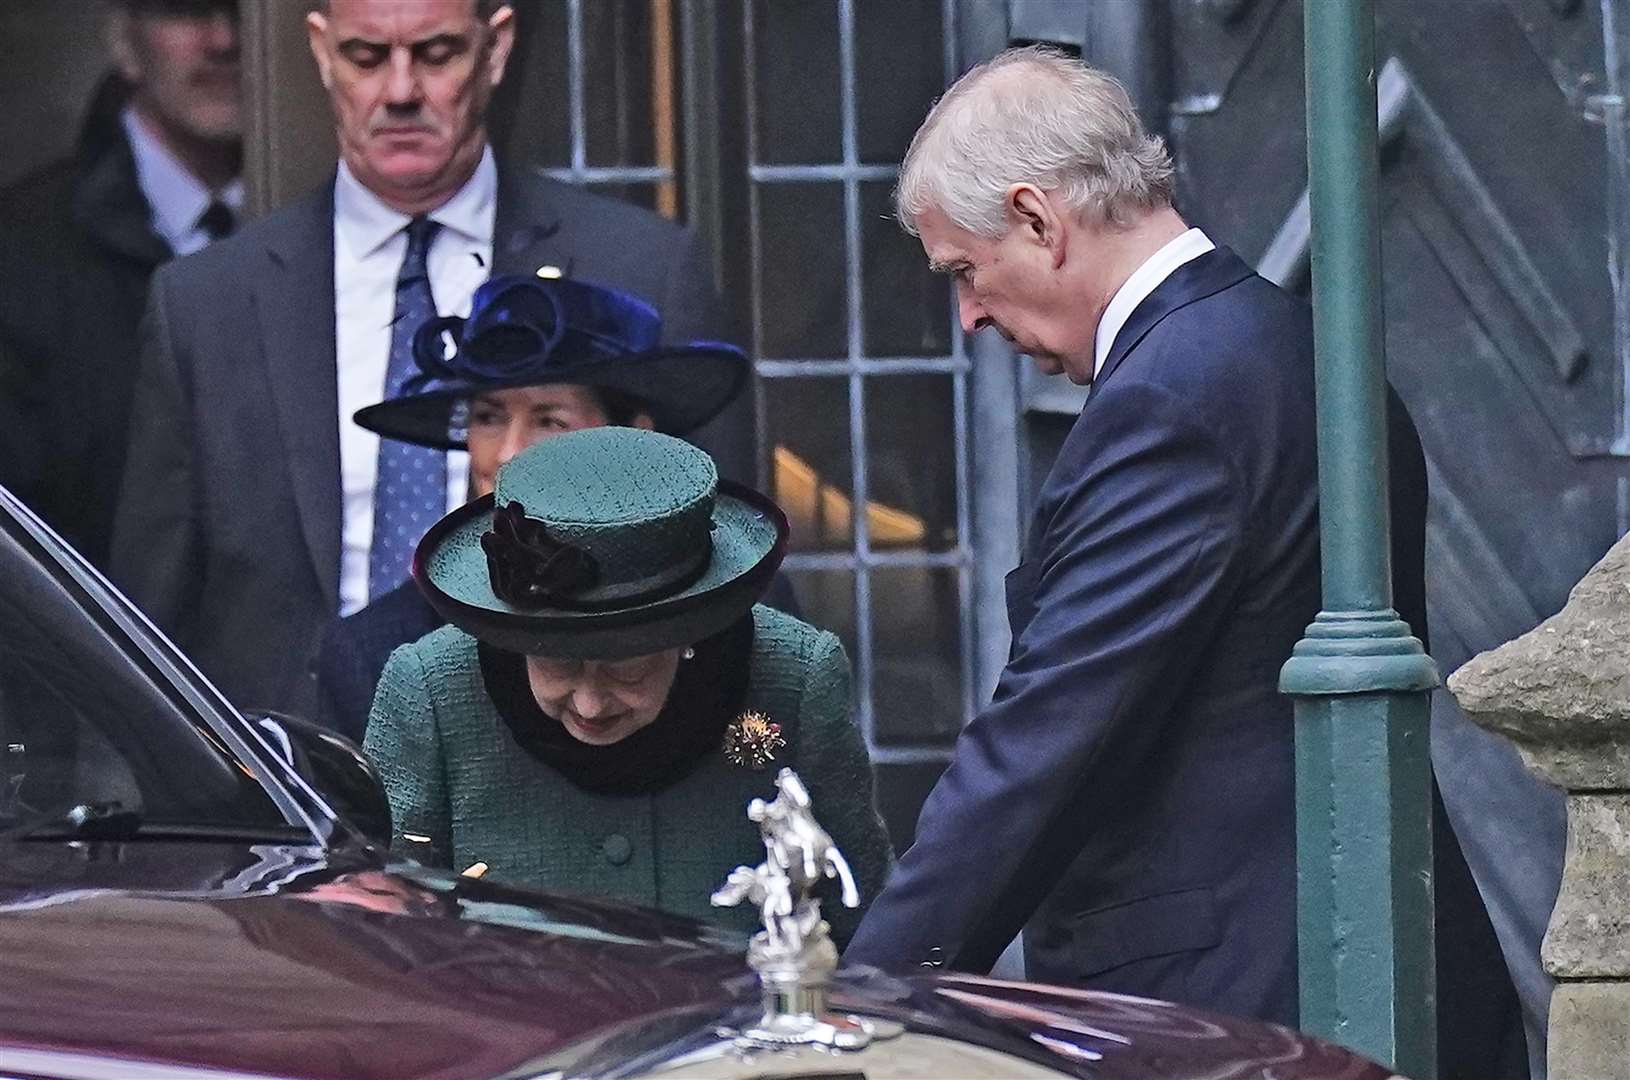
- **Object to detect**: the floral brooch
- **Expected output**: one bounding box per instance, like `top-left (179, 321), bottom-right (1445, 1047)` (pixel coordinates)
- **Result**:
top-left (723, 711), bottom-right (786, 770)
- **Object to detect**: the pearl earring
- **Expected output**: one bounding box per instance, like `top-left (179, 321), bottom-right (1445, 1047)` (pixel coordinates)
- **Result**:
top-left (681, 647), bottom-right (696, 661)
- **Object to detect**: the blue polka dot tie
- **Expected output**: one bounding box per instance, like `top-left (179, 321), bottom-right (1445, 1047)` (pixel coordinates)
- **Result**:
top-left (368, 215), bottom-right (447, 599)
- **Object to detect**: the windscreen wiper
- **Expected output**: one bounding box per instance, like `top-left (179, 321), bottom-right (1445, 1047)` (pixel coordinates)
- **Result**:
top-left (0, 801), bottom-right (144, 843)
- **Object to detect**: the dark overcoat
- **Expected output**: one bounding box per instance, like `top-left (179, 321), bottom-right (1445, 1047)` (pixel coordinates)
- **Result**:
top-left (0, 77), bottom-right (171, 568)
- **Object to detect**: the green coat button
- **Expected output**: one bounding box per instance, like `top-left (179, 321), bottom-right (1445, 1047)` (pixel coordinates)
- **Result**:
top-left (602, 834), bottom-right (633, 866)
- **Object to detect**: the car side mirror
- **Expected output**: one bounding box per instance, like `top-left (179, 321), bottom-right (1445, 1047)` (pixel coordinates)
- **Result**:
top-left (250, 710), bottom-right (392, 848)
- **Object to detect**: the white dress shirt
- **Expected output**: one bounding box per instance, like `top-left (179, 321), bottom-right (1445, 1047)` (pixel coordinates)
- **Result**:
top-left (1092, 227), bottom-right (1216, 381)
top-left (121, 108), bottom-right (244, 257)
top-left (333, 148), bottom-right (493, 614)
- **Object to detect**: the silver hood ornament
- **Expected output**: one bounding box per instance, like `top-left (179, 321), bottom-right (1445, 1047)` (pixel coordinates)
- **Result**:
top-left (711, 768), bottom-right (901, 1052)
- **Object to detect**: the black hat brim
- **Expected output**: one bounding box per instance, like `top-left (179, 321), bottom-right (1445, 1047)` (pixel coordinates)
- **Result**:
top-left (353, 344), bottom-right (747, 450)
top-left (412, 481), bottom-right (788, 659)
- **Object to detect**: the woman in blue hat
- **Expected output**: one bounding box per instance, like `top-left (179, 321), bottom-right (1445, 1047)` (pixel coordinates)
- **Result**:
top-left (317, 274), bottom-right (795, 740)
top-left (363, 425), bottom-right (892, 942)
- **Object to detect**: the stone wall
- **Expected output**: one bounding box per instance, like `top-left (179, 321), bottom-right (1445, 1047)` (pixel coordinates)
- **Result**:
top-left (1449, 532), bottom-right (1630, 1079)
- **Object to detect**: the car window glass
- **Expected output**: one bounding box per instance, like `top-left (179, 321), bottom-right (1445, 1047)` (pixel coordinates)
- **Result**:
top-left (0, 526), bottom-right (289, 832)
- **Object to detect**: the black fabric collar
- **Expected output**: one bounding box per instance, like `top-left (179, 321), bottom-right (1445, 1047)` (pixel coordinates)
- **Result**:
top-left (70, 86), bottom-right (172, 268)
top-left (478, 613), bottom-right (754, 795)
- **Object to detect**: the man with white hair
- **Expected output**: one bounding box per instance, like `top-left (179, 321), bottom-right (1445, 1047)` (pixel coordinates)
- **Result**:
top-left (845, 47), bottom-right (1429, 1028)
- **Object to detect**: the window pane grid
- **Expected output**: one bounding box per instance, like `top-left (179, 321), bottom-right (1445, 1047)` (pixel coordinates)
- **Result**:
top-left (758, 358), bottom-right (969, 375)
top-left (744, 0), bottom-right (771, 490)
top-left (540, 166), bottom-right (674, 184)
top-left (746, 0), bottom-right (968, 751)
top-left (547, 0), bottom-right (973, 752)
top-left (750, 164), bottom-right (900, 181)
top-left (783, 548), bottom-right (972, 571)
top-left (940, 0), bottom-right (972, 732)
top-left (838, 0), bottom-right (878, 745)
top-left (550, 0), bottom-right (676, 198)
top-left (952, 362), bottom-right (976, 727)
top-left (568, 0), bottom-right (588, 173)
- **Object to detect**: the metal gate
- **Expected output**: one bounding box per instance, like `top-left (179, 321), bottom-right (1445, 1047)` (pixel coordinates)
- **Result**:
top-left (720, 0), bottom-right (1013, 846)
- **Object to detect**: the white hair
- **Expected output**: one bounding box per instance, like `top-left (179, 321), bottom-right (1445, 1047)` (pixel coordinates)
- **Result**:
top-left (895, 46), bottom-right (1174, 237)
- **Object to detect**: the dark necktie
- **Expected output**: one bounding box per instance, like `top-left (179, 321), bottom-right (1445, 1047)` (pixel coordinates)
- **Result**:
top-left (197, 200), bottom-right (235, 242)
top-left (368, 215), bottom-right (447, 599)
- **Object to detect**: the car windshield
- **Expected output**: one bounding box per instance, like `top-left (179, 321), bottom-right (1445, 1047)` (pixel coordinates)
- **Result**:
top-left (0, 515), bottom-right (297, 839)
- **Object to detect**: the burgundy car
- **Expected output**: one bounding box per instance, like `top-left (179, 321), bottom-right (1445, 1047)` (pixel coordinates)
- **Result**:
top-left (0, 487), bottom-right (1392, 1080)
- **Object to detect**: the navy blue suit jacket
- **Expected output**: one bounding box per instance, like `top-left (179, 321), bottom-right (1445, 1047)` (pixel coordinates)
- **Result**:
top-left (846, 248), bottom-right (1321, 1023)
top-left (316, 581), bottom-right (441, 744)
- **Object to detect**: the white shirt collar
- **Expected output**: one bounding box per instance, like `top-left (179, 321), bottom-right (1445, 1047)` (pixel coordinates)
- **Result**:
top-left (120, 107), bottom-right (243, 255)
top-left (1092, 227), bottom-right (1216, 381)
top-left (334, 145), bottom-right (497, 258)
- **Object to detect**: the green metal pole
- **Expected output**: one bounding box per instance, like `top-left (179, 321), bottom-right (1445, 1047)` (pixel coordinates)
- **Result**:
top-left (1280, 2), bottom-right (1440, 1076)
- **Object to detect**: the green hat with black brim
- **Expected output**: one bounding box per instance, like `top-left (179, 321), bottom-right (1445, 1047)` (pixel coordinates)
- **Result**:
top-left (355, 275), bottom-right (748, 449)
top-left (413, 427), bottom-right (788, 659)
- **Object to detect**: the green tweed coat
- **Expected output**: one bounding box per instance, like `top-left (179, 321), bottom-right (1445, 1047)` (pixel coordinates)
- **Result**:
top-left (363, 604), bottom-right (893, 944)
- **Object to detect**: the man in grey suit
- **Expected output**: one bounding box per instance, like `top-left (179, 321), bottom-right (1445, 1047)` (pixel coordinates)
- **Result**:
top-left (110, 0), bottom-right (734, 718)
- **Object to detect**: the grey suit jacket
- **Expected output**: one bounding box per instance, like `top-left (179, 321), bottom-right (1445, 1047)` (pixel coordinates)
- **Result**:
top-left (109, 166), bottom-right (734, 717)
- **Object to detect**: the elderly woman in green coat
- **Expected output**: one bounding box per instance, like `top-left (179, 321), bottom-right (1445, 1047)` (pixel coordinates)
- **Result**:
top-left (363, 426), bottom-right (892, 943)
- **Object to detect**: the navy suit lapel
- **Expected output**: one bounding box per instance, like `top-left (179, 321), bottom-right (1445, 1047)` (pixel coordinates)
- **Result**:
top-left (492, 166), bottom-right (572, 278)
top-left (1087, 246), bottom-right (1256, 401)
top-left (255, 182), bottom-right (342, 608)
